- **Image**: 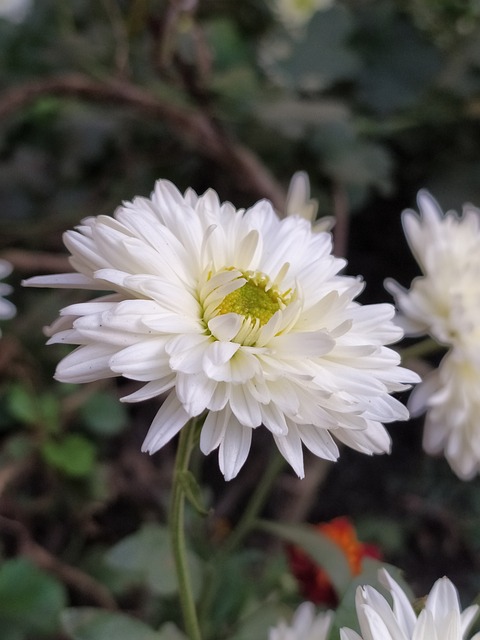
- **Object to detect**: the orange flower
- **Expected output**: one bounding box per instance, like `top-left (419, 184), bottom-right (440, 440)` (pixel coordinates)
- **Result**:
top-left (287, 516), bottom-right (382, 606)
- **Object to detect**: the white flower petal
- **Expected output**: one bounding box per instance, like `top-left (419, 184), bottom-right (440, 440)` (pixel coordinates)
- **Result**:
top-left (218, 416), bottom-right (252, 480)
top-left (141, 391), bottom-right (190, 453)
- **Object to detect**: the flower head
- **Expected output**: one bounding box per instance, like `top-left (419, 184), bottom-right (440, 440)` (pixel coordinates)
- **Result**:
top-left (340, 568), bottom-right (480, 640)
top-left (269, 602), bottom-right (333, 640)
top-left (410, 349), bottom-right (480, 480)
top-left (386, 191), bottom-right (480, 479)
top-left (0, 259), bottom-right (16, 330)
top-left (24, 179), bottom-right (418, 480)
top-left (288, 517), bottom-right (382, 606)
top-left (386, 190), bottom-right (480, 349)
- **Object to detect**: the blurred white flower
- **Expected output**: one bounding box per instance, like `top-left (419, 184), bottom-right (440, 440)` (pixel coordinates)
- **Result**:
top-left (24, 179), bottom-right (418, 480)
top-left (409, 349), bottom-right (480, 480)
top-left (270, 602), bottom-right (333, 640)
top-left (274, 0), bottom-right (334, 29)
top-left (386, 190), bottom-right (480, 479)
top-left (0, 0), bottom-right (31, 23)
top-left (285, 171), bottom-right (333, 232)
top-left (0, 259), bottom-right (16, 328)
top-left (340, 568), bottom-right (480, 640)
top-left (386, 190), bottom-right (480, 349)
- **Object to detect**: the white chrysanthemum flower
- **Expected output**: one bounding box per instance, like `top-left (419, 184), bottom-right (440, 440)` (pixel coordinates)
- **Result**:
top-left (386, 190), bottom-right (480, 348)
top-left (270, 602), bottom-right (333, 640)
top-left (0, 259), bottom-right (16, 328)
top-left (24, 179), bottom-right (418, 480)
top-left (340, 568), bottom-right (480, 640)
top-left (386, 191), bottom-right (480, 479)
top-left (409, 349), bottom-right (480, 480)
top-left (285, 172), bottom-right (333, 233)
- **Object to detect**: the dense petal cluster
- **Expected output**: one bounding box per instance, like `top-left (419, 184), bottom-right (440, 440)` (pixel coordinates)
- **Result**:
top-left (386, 190), bottom-right (480, 348)
top-left (0, 259), bottom-right (16, 330)
top-left (269, 602), bottom-right (333, 640)
top-left (288, 516), bottom-right (382, 606)
top-left (387, 191), bottom-right (480, 479)
top-left (24, 179), bottom-right (417, 480)
top-left (340, 569), bottom-right (480, 640)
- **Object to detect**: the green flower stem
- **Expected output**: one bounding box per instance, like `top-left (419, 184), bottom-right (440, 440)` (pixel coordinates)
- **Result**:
top-left (221, 450), bottom-right (286, 555)
top-left (398, 337), bottom-right (444, 361)
top-left (169, 420), bottom-right (202, 640)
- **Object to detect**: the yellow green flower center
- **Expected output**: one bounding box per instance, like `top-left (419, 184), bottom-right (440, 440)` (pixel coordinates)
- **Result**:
top-left (216, 271), bottom-right (290, 326)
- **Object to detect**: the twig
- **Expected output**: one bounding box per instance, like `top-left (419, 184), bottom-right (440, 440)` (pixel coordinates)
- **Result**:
top-left (0, 73), bottom-right (286, 209)
top-left (332, 181), bottom-right (350, 258)
top-left (0, 514), bottom-right (118, 610)
top-left (1, 249), bottom-right (70, 274)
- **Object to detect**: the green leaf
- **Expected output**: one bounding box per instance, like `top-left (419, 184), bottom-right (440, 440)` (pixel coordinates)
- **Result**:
top-left (6, 384), bottom-right (37, 425)
top-left (257, 520), bottom-right (351, 595)
top-left (61, 608), bottom-right (164, 640)
top-left (178, 470), bottom-right (210, 516)
top-left (80, 392), bottom-right (128, 436)
top-left (41, 433), bottom-right (96, 477)
top-left (157, 622), bottom-right (188, 640)
top-left (262, 6), bottom-right (360, 92)
top-left (105, 523), bottom-right (202, 598)
top-left (232, 602), bottom-right (290, 640)
top-left (0, 558), bottom-right (66, 637)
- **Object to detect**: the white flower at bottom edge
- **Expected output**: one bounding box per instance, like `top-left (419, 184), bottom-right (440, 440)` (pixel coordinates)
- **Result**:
top-left (340, 568), bottom-right (480, 640)
top-left (0, 259), bottom-right (16, 326)
top-left (409, 347), bottom-right (480, 480)
top-left (386, 190), bottom-right (480, 349)
top-left (269, 602), bottom-right (333, 640)
top-left (23, 179), bottom-right (419, 480)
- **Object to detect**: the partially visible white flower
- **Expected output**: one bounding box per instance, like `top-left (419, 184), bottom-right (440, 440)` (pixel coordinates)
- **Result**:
top-left (386, 190), bottom-right (480, 349)
top-left (285, 171), bottom-right (333, 232)
top-left (0, 259), bottom-right (16, 328)
top-left (409, 349), bottom-right (480, 480)
top-left (24, 179), bottom-right (418, 481)
top-left (340, 568), bottom-right (480, 640)
top-left (0, 0), bottom-right (31, 23)
top-left (386, 191), bottom-right (480, 479)
top-left (270, 602), bottom-right (333, 640)
top-left (274, 0), bottom-right (334, 29)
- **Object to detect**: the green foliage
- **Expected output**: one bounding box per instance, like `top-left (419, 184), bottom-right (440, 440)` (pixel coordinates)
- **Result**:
top-left (41, 432), bottom-right (96, 477)
top-left (80, 392), bottom-right (128, 437)
top-left (105, 523), bottom-right (203, 598)
top-left (61, 608), bottom-right (167, 640)
top-left (0, 558), bottom-right (66, 639)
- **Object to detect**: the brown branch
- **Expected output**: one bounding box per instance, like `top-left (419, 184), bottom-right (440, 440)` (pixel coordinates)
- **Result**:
top-left (1, 249), bottom-right (70, 274)
top-left (0, 73), bottom-right (286, 209)
top-left (332, 182), bottom-right (350, 259)
top-left (0, 514), bottom-right (118, 610)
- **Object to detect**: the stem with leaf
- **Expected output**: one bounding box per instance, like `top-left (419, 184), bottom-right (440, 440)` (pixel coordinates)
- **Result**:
top-left (169, 420), bottom-right (202, 640)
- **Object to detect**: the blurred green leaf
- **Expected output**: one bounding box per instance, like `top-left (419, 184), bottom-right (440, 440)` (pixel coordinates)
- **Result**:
top-left (231, 601), bottom-right (290, 640)
top-left (105, 523), bottom-right (202, 597)
top-left (41, 433), bottom-right (96, 477)
top-left (6, 383), bottom-right (37, 425)
top-left (179, 470), bottom-right (210, 516)
top-left (80, 392), bottom-right (128, 436)
top-left (262, 6), bottom-right (360, 92)
top-left (0, 558), bottom-right (66, 637)
top-left (61, 608), bottom-right (164, 640)
top-left (258, 520), bottom-right (351, 595)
